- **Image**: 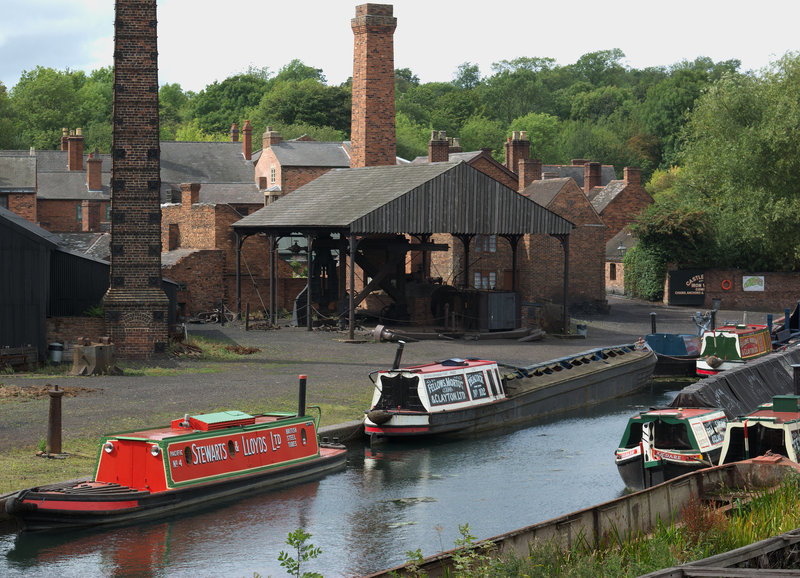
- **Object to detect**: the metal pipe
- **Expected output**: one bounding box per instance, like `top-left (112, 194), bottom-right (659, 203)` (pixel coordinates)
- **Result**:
top-left (297, 374), bottom-right (307, 417)
top-left (47, 384), bottom-right (65, 454)
top-left (710, 310), bottom-right (717, 331)
top-left (650, 312), bottom-right (657, 334)
top-left (392, 341), bottom-right (406, 370)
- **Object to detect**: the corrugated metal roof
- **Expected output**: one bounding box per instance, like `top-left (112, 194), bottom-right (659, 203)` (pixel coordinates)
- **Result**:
top-left (234, 161), bottom-right (573, 235)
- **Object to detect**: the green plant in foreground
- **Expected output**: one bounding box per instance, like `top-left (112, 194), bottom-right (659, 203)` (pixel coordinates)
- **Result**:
top-left (278, 527), bottom-right (322, 578)
top-left (450, 523), bottom-right (496, 577)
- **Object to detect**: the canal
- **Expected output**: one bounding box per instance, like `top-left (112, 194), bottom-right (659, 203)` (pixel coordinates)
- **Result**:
top-left (0, 380), bottom-right (684, 577)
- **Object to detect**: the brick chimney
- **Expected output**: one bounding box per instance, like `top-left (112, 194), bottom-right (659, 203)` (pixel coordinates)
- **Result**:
top-left (624, 166), bottom-right (641, 187)
top-left (86, 149), bottom-right (103, 191)
top-left (504, 131), bottom-right (530, 173)
top-left (67, 128), bottom-right (84, 171)
top-left (428, 130), bottom-right (450, 162)
top-left (103, 0), bottom-right (169, 359)
top-left (542, 171), bottom-right (559, 179)
top-left (181, 182), bottom-right (200, 208)
top-left (350, 3), bottom-right (397, 167)
top-left (262, 126), bottom-right (282, 149)
top-left (61, 128), bottom-right (69, 151)
top-left (449, 137), bottom-right (462, 154)
top-left (584, 161), bottom-right (602, 193)
top-left (242, 120), bottom-right (252, 160)
top-left (81, 200), bottom-right (101, 232)
top-left (571, 159), bottom-right (589, 166)
top-left (230, 123), bottom-right (239, 142)
top-left (518, 158), bottom-right (542, 191)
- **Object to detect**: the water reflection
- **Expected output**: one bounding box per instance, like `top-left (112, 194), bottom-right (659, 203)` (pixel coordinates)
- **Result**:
top-left (1, 380), bottom-right (683, 577)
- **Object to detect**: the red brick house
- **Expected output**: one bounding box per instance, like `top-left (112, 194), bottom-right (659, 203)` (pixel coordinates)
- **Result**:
top-left (0, 156), bottom-right (37, 222)
top-left (587, 167), bottom-right (653, 243)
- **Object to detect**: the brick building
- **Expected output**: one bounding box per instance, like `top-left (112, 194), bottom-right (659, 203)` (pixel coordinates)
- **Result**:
top-left (588, 166), bottom-right (653, 243)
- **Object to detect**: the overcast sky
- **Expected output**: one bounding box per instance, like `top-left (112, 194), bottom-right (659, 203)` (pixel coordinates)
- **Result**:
top-left (2, 0), bottom-right (799, 92)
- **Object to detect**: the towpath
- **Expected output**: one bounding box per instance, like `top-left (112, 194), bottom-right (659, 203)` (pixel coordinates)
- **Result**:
top-left (0, 295), bottom-right (770, 453)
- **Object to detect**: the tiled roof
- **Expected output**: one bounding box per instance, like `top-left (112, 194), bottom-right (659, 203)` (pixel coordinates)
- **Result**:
top-left (36, 171), bottom-right (110, 200)
top-left (589, 180), bottom-right (626, 213)
top-left (520, 177), bottom-right (571, 207)
top-left (54, 232), bottom-right (110, 261)
top-left (160, 141), bottom-right (255, 185)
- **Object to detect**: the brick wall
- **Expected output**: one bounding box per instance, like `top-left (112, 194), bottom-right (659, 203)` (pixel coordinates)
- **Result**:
top-left (599, 184), bottom-right (653, 243)
top-left (45, 316), bottom-right (106, 361)
top-left (7, 193), bottom-right (36, 223)
top-left (350, 3), bottom-right (397, 167)
top-left (606, 262), bottom-right (625, 294)
top-left (37, 200), bottom-right (83, 232)
top-left (162, 250), bottom-right (226, 315)
top-left (468, 155), bottom-right (518, 190)
top-left (673, 268), bottom-right (800, 313)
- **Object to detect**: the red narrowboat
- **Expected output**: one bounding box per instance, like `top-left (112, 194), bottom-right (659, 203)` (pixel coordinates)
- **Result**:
top-left (6, 377), bottom-right (346, 531)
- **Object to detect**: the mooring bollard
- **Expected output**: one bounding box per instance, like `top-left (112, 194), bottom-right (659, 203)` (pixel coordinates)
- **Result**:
top-left (47, 384), bottom-right (65, 455)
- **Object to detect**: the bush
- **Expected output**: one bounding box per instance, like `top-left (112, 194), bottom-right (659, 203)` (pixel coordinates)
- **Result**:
top-left (624, 244), bottom-right (667, 301)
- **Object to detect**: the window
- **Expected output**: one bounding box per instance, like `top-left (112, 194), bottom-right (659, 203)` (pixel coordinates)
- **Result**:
top-left (105, 204), bottom-right (111, 221)
top-left (76, 203), bottom-right (83, 222)
top-left (475, 234), bottom-right (496, 253)
top-left (610, 263), bottom-right (617, 281)
top-left (270, 164), bottom-right (277, 184)
top-left (473, 272), bottom-right (482, 288)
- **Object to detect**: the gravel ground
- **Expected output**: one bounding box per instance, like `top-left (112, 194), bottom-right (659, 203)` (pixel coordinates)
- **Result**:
top-left (0, 295), bottom-right (771, 453)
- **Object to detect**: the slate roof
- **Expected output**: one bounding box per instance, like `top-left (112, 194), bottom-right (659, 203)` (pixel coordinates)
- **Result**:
top-left (161, 247), bottom-right (203, 267)
top-left (606, 228), bottom-right (635, 261)
top-left (0, 157), bottom-right (36, 192)
top-left (54, 232), bottom-right (111, 261)
top-left (542, 164), bottom-right (616, 188)
top-left (36, 171), bottom-right (110, 200)
top-left (520, 177), bottom-right (571, 207)
top-left (234, 161), bottom-right (573, 236)
top-left (268, 141), bottom-right (351, 167)
top-left (589, 180), bottom-right (626, 213)
top-left (160, 141), bottom-right (254, 185)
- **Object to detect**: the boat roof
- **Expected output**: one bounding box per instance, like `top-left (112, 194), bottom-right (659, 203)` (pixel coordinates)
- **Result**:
top-left (395, 358), bottom-right (497, 374)
top-left (635, 407), bottom-right (725, 420)
top-left (739, 405), bottom-right (800, 425)
top-left (704, 324), bottom-right (768, 335)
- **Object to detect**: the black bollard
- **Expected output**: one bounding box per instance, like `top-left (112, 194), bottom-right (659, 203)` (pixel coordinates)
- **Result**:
top-left (297, 374), bottom-right (307, 417)
top-left (392, 340), bottom-right (406, 370)
top-left (47, 384), bottom-right (65, 455)
top-left (650, 312), bottom-right (657, 335)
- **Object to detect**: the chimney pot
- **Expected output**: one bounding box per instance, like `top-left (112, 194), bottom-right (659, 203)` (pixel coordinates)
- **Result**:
top-left (230, 123), bottom-right (239, 142)
top-left (242, 120), bottom-right (252, 160)
top-left (67, 129), bottom-right (84, 171)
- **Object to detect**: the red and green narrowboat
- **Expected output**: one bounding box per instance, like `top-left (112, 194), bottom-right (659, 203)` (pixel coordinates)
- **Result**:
top-left (5, 376), bottom-right (346, 532)
top-left (696, 323), bottom-right (772, 376)
top-left (615, 407), bottom-right (728, 490)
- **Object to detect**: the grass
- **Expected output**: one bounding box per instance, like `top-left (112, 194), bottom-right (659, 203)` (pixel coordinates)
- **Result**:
top-left (394, 473), bottom-right (800, 577)
top-left (0, 438), bottom-right (99, 494)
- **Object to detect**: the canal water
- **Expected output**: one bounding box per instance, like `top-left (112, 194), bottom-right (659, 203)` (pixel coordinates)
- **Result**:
top-left (0, 380), bottom-right (684, 577)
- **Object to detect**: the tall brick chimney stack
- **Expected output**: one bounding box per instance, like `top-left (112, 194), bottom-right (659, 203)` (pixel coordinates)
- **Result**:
top-left (504, 130), bottom-right (530, 173)
top-left (350, 3), bottom-right (397, 168)
top-left (103, 0), bottom-right (169, 359)
top-left (262, 126), bottom-right (282, 149)
top-left (428, 130), bottom-right (450, 162)
top-left (624, 166), bottom-right (641, 187)
top-left (67, 128), bottom-right (84, 171)
top-left (86, 149), bottom-right (103, 191)
top-left (61, 128), bottom-right (69, 151)
top-left (584, 161), bottom-right (602, 193)
top-left (518, 158), bottom-right (542, 191)
top-left (242, 120), bottom-right (252, 160)
top-left (230, 123), bottom-right (239, 142)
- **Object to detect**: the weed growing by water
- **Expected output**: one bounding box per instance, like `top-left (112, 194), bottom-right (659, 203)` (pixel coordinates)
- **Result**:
top-left (278, 527), bottom-right (322, 578)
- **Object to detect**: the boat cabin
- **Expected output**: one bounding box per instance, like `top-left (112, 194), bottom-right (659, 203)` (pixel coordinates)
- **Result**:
top-left (369, 358), bottom-right (506, 415)
top-left (697, 323), bottom-right (771, 376)
top-left (719, 395), bottom-right (800, 464)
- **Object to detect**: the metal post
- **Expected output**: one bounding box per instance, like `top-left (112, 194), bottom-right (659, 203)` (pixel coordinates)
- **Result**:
top-left (306, 234), bottom-right (313, 332)
top-left (349, 234), bottom-right (356, 340)
top-left (650, 312), bottom-right (657, 335)
top-left (392, 341), bottom-right (406, 370)
top-left (47, 384), bottom-right (65, 454)
top-left (297, 374), bottom-right (307, 417)
top-left (269, 235), bottom-right (276, 326)
top-left (235, 232), bottom-right (242, 318)
top-left (711, 310), bottom-right (717, 331)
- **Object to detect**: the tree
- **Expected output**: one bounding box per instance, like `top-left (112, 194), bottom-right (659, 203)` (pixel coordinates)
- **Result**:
top-left (395, 112), bottom-right (429, 161)
top-left (273, 59), bottom-right (326, 84)
top-left (190, 72), bottom-right (271, 134)
top-left (254, 78), bottom-right (350, 135)
top-left (0, 82), bottom-right (18, 148)
top-left (394, 67), bottom-right (419, 96)
top-left (452, 62), bottom-right (481, 90)
top-left (458, 115), bottom-right (505, 158)
top-left (509, 112), bottom-right (560, 162)
top-left (159, 83), bottom-right (191, 140)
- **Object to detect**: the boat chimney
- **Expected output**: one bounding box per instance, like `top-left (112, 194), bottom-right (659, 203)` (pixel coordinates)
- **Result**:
top-left (793, 365), bottom-right (800, 396)
top-left (650, 312), bottom-right (657, 334)
top-left (392, 341), bottom-right (406, 370)
top-left (297, 374), bottom-right (307, 417)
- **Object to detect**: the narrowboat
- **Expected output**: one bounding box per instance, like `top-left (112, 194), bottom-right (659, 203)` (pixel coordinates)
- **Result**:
top-left (718, 394), bottom-right (800, 465)
top-left (614, 406), bottom-right (727, 491)
top-left (644, 333), bottom-right (701, 377)
top-left (6, 376), bottom-right (347, 532)
top-left (364, 342), bottom-right (656, 440)
top-left (696, 323), bottom-right (772, 376)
